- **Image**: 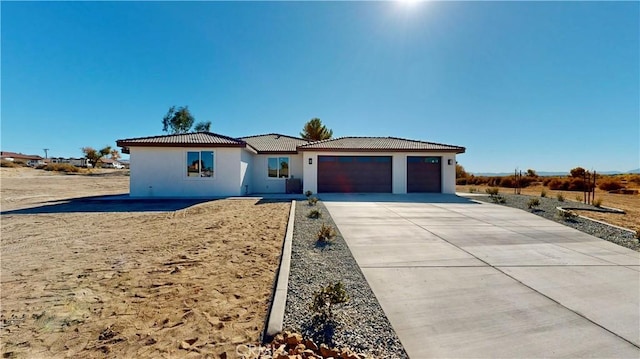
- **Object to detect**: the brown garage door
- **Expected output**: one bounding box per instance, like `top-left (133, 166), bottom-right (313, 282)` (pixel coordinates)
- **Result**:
top-left (318, 156), bottom-right (392, 193)
top-left (407, 156), bottom-right (442, 193)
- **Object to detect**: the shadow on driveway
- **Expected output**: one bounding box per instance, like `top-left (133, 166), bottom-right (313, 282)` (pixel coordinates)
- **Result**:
top-left (317, 193), bottom-right (479, 204)
top-left (1, 195), bottom-right (221, 214)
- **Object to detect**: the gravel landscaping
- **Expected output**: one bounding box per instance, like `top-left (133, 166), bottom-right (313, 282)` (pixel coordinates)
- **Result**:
top-left (283, 200), bottom-right (409, 359)
top-left (471, 192), bottom-right (640, 252)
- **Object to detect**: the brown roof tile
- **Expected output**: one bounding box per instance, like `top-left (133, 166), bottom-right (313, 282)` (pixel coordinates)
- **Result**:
top-left (241, 134), bottom-right (309, 153)
top-left (298, 137), bottom-right (465, 153)
top-left (116, 132), bottom-right (246, 148)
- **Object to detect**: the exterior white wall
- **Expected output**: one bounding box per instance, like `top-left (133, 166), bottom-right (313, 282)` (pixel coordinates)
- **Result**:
top-left (442, 153), bottom-right (457, 194)
top-left (250, 154), bottom-right (303, 193)
top-left (129, 147), bottom-right (243, 197)
top-left (302, 151), bottom-right (458, 194)
top-left (240, 149), bottom-right (253, 195)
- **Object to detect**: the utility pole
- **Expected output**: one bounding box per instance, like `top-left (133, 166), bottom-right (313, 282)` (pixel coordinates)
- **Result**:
top-left (43, 148), bottom-right (49, 158)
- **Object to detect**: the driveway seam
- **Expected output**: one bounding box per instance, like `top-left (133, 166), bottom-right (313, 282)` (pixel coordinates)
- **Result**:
top-left (378, 202), bottom-right (640, 350)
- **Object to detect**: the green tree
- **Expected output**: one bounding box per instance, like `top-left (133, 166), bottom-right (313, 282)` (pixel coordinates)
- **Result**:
top-left (526, 169), bottom-right (537, 177)
top-left (82, 146), bottom-right (113, 168)
top-left (570, 167), bottom-right (586, 178)
top-left (300, 118), bottom-right (333, 141)
top-left (162, 106), bottom-right (195, 134)
top-left (193, 121), bottom-right (211, 132)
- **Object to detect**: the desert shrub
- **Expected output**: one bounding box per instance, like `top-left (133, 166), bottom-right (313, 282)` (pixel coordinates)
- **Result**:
top-left (575, 194), bottom-right (582, 201)
top-left (629, 175), bottom-right (640, 185)
top-left (305, 190), bottom-right (313, 197)
top-left (499, 177), bottom-right (514, 188)
top-left (44, 163), bottom-right (79, 173)
top-left (1, 160), bottom-right (17, 168)
top-left (557, 192), bottom-right (565, 202)
top-left (540, 189), bottom-right (547, 198)
top-left (598, 179), bottom-right (623, 191)
top-left (542, 177), bottom-right (553, 186)
top-left (635, 230), bottom-right (640, 240)
top-left (468, 187), bottom-right (477, 193)
top-left (317, 223), bottom-right (336, 243)
top-left (527, 198), bottom-right (540, 209)
top-left (308, 196), bottom-right (318, 206)
top-left (456, 178), bottom-right (468, 185)
top-left (548, 179), bottom-right (568, 190)
top-left (568, 178), bottom-right (587, 191)
top-left (485, 187), bottom-right (500, 196)
top-left (557, 209), bottom-right (577, 221)
top-left (593, 198), bottom-right (603, 207)
top-left (310, 282), bottom-right (349, 323)
top-left (493, 195), bottom-right (506, 204)
top-left (307, 209), bottom-right (322, 219)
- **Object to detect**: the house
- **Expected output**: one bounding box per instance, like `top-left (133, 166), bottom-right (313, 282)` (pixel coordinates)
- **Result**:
top-left (0, 151), bottom-right (45, 167)
top-left (100, 158), bottom-right (125, 169)
top-left (116, 132), bottom-right (465, 198)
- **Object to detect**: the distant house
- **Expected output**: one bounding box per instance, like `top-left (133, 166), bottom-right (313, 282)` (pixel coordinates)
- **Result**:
top-left (0, 151), bottom-right (45, 167)
top-left (100, 158), bottom-right (124, 169)
top-left (116, 132), bottom-right (465, 198)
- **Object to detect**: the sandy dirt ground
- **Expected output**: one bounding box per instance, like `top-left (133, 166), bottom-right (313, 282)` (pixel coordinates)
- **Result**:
top-left (457, 184), bottom-right (640, 231)
top-left (1, 167), bottom-right (290, 358)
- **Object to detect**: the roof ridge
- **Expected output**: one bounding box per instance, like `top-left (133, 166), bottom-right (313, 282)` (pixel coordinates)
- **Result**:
top-left (118, 131), bottom-right (245, 144)
top-left (240, 133), bottom-right (308, 141)
top-left (385, 136), bottom-right (465, 149)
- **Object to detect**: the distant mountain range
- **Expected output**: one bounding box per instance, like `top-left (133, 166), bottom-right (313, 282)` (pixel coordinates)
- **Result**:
top-left (472, 169), bottom-right (640, 176)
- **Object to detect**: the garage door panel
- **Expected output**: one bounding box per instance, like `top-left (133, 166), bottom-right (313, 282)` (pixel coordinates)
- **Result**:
top-left (318, 156), bottom-right (392, 193)
top-left (407, 156), bottom-right (441, 193)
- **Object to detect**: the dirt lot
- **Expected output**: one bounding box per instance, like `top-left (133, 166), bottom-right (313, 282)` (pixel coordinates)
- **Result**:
top-left (457, 184), bottom-right (640, 231)
top-left (1, 167), bottom-right (290, 358)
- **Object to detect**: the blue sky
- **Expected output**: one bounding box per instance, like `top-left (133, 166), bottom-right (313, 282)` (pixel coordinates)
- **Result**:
top-left (2, 1), bottom-right (638, 173)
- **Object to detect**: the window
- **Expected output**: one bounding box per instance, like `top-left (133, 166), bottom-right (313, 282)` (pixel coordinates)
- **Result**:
top-left (268, 157), bottom-right (289, 178)
top-left (187, 151), bottom-right (214, 177)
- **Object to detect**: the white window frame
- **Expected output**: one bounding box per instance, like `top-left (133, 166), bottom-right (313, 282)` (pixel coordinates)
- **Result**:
top-left (267, 156), bottom-right (290, 179)
top-left (185, 150), bottom-right (215, 179)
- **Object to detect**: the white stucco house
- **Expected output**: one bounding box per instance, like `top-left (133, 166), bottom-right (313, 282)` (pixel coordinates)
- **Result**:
top-left (116, 132), bottom-right (465, 198)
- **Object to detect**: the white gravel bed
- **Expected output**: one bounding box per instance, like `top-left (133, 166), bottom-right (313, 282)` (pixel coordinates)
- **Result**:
top-left (282, 201), bottom-right (409, 359)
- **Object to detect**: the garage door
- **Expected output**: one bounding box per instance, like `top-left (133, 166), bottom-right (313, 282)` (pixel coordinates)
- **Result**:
top-left (318, 156), bottom-right (392, 193)
top-left (407, 156), bottom-right (442, 193)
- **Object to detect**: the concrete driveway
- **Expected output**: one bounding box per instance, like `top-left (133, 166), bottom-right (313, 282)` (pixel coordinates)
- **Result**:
top-left (321, 194), bottom-right (640, 358)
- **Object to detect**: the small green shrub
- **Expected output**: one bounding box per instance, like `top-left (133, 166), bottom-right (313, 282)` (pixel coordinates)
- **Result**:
top-left (44, 163), bottom-right (79, 173)
top-left (468, 187), bottom-right (477, 193)
top-left (305, 190), bottom-right (313, 197)
top-left (635, 230), bottom-right (640, 240)
top-left (575, 194), bottom-right (582, 202)
top-left (527, 198), bottom-right (540, 209)
top-left (310, 282), bottom-right (349, 322)
top-left (308, 196), bottom-right (318, 206)
top-left (557, 209), bottom-right (578, 221)
top-left (485, 187), bottom-right (500, 196)
top-left (556, 192), bottom-right (565, 202)
top-left (307, 209), bottom-right (321, 219)
top-left (491, 195), bottom-right (506, 204)
top-left (317, 223), bottom-right (336, 243)
top-left (593, 198), bottom-right (603, 207)
top-left (540, 189), bottom-right (547, 198)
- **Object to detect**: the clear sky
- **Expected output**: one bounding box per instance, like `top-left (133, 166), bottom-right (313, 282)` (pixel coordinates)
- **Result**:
top-left (2, 1), bottom-right (638, 173)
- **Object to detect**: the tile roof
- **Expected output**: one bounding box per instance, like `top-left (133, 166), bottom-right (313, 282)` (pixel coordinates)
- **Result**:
top-left (298, 137), bottom-right (466, 153)
top-left (241, 134), bottom-right (309, 153)
top-left (116, 132), bottom-right (246, 148)
top-left (0, 151), bottom-right (44, 160)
